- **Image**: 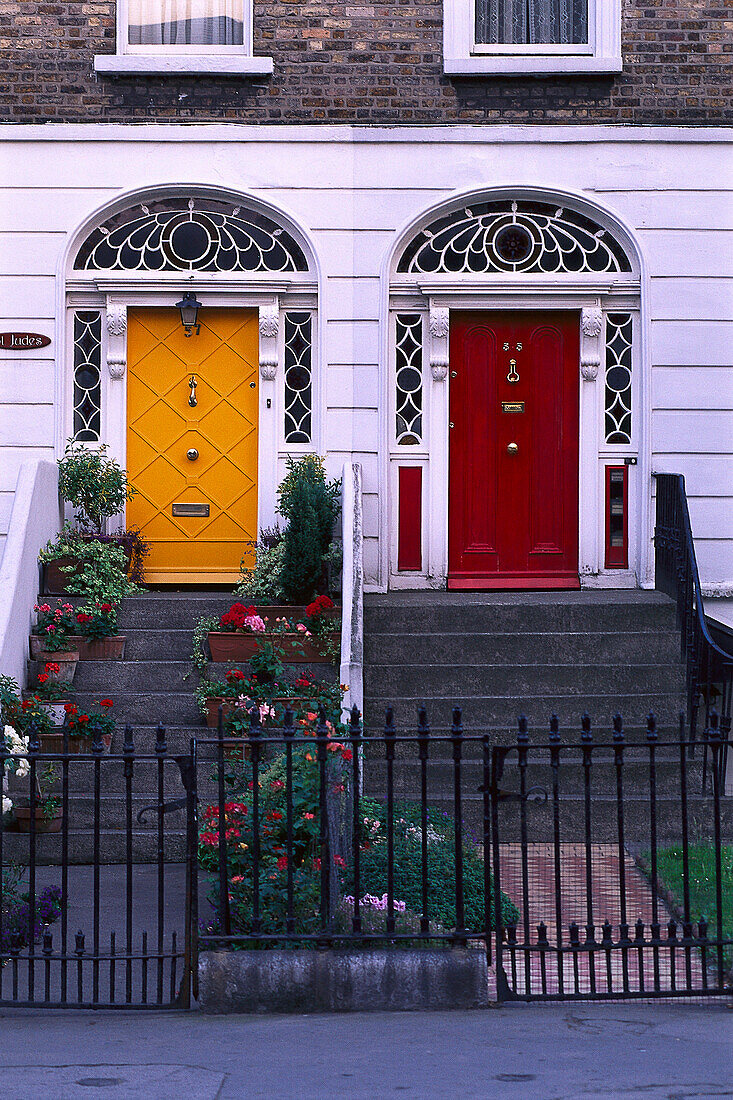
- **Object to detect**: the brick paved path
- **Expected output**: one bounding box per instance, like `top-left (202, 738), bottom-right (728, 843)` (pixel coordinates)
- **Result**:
top-left (495, 843), bottom-right (706, 998)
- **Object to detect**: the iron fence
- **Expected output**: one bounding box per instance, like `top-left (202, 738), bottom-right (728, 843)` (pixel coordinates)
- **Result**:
top-left (1, 706), bottom-right (730, 1009)
top-left (0, 723), bottom-right (196, 1008)
top-left (654, 472), bottom-right (733, 787)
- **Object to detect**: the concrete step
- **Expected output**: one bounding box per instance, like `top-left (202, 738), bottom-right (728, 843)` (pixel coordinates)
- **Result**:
top-left (62, 660), bottom-right (194, 694)
top-left (364, 592), bottom-right (678, 635)
top-left (0, 831), bottom-right (187, 865)
top-left (122, 630), bottom-right (195, 661)
top-left (363, 664), bottom-right (683, 700)
top-left (364, 631), bottom-right (682, 667)
top-left (69, 692), bottom-right (202, 726)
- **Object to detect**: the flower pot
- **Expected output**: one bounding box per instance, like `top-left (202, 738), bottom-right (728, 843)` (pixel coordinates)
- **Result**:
top-left (204, 699), bottom-right (234, 728)
top-left (208, 633), bottom-right (262, 662)
top-left (37, 701), bottom-right (71, 727)
top-left (29, 645), bottom-right (79, 683)
top-left (36, 731), bottom-right (112, 754)
top-left (13, 806), bottom-right (63, 833)
top-left (76, 636), bottom-right (126, 661)
top-left (29, 636), bottom-right (81, 660)
top-left (207, 631), bottom-right (338, 664)
top-left (42, 537), bottom-right (133, 595)
top-left (41, 557), bottom-right (78, 596)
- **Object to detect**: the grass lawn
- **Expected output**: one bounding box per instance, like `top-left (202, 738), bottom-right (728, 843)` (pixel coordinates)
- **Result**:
top-left (653, 843), bottom-right (733, 972)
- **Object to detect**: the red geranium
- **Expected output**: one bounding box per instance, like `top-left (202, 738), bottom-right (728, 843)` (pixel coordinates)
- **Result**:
top-left (76, 612), bottom-right (93, 625)
top-left (100, 699), bottom-right (113, 708)
top-left (64, 703), bottom-right (77, 715)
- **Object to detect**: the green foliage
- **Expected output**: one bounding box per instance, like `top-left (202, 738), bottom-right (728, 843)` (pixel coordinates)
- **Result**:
top-left (235, 538), bottom-right (287, 603)
top-left (63, 538), bottom-right (141, 602)
top-left (58, 440), bottom-right (136, 532)
top-left (278, 456), bottom-right (341, 605)
top-left (356, 798), bottom-right (519, 932)
top-left (650, 844), bottom-right (733, 971)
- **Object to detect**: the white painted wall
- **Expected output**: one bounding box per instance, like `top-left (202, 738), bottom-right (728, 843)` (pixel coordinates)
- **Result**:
top-left (0, 125), bottom-right (731, 591)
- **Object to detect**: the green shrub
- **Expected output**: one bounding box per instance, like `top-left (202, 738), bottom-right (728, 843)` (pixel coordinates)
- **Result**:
top-left (356, 798), bottom-right (519, 932)
top-left (277, 456), bottom-right (340, 605)
top-left (58, 440), bottom-right (135, 532)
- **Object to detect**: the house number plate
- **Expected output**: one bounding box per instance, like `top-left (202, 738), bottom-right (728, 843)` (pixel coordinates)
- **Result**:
top-left (172, 503), bottom-right (210, 517)
top-left (502, 402), bottom-right (525, 413)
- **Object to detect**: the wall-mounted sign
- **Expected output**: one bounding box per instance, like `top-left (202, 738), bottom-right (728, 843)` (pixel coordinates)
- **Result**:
top-left (0, 332), bottom-right (51, 350)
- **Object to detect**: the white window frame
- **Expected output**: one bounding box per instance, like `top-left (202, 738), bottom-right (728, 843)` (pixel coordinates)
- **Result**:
top-left (94, 0), bottom-right (273, 76)
top-left (444, 0), bottom-right (622, 75)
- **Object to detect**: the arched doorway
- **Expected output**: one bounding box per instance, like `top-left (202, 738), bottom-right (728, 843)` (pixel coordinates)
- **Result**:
top-left (385, 189), bottom-right (645, 591)
top-left (62, 187), bottom-right (319, 584)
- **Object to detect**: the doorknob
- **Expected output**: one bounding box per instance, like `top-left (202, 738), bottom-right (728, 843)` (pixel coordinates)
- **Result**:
top-left (187, 448), bottom-right (199, 462)
top-left (188, 375), bottom-right (198, 407)
top-left (507, 442), bottom-right (519, 455)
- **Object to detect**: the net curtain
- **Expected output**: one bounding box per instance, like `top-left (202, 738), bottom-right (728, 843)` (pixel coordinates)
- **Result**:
top-left (476, 0), bottom-right (588, 44)
top-left (128, 1), bottom-right (245, 46)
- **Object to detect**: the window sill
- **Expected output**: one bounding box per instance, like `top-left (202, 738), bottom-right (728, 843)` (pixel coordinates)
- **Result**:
top-left (94, 54), bottom-right (274, 77)
top-left (444, 54), bottom-right (622, 76)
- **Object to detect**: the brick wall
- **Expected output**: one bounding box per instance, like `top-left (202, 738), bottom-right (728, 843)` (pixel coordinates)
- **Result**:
top-left (0, 1), bottom-right (730, 124)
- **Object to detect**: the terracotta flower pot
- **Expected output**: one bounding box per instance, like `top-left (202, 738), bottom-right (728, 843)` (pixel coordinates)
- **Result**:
top-left (207, 631), bottom-right (338, 663)
top-left (207, 633), bottom-right (262, 661)
top-left (36, 731), bottom-right (112, 754)
top-left (76, 636), bottom-right (126, 661)
top-left (29, 645), bottom-right (79, 683)
top-left (14, 805), bottom-right (63, 833)
top-left (42, 538), bottom-right (134, 595)
top-left (29, 636), bottom-right (81, 660)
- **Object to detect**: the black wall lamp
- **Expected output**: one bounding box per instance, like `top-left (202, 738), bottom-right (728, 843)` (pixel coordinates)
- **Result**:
top-left (176, 292), bottom-right (202, 337)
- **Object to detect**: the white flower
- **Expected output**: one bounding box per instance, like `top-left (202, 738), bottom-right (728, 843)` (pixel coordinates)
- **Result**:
top-left (2, 794), bottom-right (12, 815)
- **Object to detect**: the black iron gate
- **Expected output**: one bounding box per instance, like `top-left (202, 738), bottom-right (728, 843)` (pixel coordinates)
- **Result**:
top-left (0, 725), bottom-right (197, 1009)
top-left (491, 715), bottom-right (731, 1001)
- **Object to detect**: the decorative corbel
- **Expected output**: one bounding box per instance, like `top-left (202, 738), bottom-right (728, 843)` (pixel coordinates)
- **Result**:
top-left (105, 301), bottom-right (127, 379)
top-left (258, 303), bottom-right (279, 381)
top-left (428, 305), bottom-right (450, 381)
top-left (580, 306), bottom-right (603, 382)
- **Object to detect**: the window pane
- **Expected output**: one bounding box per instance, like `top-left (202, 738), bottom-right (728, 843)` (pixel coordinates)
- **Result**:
top-left (128, 1), bottom-right (244, 46)
top-left (73, 311), bottom-right (102, 443)
top-left (284, 313), bottom-right (313, 444)
top-left (476, 1), bottom-right (588, 45)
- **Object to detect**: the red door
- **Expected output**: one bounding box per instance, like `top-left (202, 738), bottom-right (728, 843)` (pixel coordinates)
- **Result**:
top-left (448, 312), bottom-right (580, 589)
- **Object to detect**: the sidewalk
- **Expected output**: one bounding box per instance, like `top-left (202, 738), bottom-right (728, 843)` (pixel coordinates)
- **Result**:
top-left (0, 1002), bottom-right (730, 1099)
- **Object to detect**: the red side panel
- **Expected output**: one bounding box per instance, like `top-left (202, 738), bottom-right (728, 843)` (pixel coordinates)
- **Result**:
top-left (398, 466), bottom-right (422, 572)
top-left (448, 311), bottom-right (580, 590)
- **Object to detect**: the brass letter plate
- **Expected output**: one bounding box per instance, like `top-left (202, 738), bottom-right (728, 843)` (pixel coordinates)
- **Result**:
top-left (502, 401), bottom-right (525, 414)
top-left (172, 502), bottom-right (210, 517)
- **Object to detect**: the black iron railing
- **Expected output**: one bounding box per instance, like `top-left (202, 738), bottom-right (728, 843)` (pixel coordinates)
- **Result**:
top-left (198, 705), bottom-right (731, 1002)
top-left (2, 705), bottom-right (730, 1008)
top-left (654, 473), bottom-right (733, 780)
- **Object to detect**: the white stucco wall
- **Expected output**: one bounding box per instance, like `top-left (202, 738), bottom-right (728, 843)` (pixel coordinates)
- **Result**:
top-left (0, 124), bottom-right (731, 590)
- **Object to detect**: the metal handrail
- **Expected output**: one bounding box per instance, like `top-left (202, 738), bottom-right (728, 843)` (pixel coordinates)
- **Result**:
top-left (653, 473), bottom-right (732, 780)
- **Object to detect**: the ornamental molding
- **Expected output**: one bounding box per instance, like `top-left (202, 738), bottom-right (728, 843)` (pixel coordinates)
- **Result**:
top-left (428, 304), bottom-right (450, 382)
top-left (580, 305), bottom-right (602, 382)
top-left (258, 301), bottom-right (280, 380)
top-left (258, 304), bottom-right (279, 338)
top-left (106, 303), bottom-right (127, 336)
top-left (105, 297), bottom-right (126, 379)
top-left (581, 306), bottom-right (603, 337)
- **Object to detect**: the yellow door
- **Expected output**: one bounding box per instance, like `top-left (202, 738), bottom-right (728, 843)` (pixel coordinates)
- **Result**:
top-left (127, 308), bottom-right (259, 584)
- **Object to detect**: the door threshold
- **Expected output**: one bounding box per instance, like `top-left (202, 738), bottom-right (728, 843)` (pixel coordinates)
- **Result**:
top-left (447, 576), bottom-right (581, 591)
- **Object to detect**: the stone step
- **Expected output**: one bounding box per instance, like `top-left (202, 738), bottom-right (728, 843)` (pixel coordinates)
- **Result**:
top-left (59, 660), bottom-right (195, 694)
top-left (122, 630), bottom-right (195, 661)
top-left (0, 831), bottom-right (187, 865)
top-left (363, 592), bottom-right (678, 636)
top-left (69, 692), bottom-right (202, 726)
top-left (364, 631), bottom-right (682, 667)
top-left (363, 663), bottom-right (683, 700)
top-left (363, 695), bottom-right (685, 731)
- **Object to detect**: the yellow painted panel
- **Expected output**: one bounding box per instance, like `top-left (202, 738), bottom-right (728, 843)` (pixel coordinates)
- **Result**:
top-left (127, 308), bottom-right (259, 582)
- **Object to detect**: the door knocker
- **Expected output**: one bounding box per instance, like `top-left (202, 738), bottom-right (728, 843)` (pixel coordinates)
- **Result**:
top-left (188, 375), bottom-right (198, 407)
top-left (506, 359), bottom-right (520, 384)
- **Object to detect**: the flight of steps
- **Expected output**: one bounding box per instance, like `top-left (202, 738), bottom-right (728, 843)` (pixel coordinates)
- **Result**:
top-left (10, 594), bottom-right (236, 863)
top-left (362, 590), bottom-right (731, 842)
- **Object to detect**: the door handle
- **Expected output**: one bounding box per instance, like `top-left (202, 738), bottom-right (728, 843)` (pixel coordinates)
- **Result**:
top-left (507, 442), bottom-right (519, 455)
top-left (188, 376), bottom-right (198, 407)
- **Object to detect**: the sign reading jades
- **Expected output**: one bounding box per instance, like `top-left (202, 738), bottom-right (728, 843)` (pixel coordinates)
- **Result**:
top-left (0, 332), bottom-right (51, 350)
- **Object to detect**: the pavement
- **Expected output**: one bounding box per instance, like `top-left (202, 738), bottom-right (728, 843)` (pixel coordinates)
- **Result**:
top-left (0, 1002), bottom-right (731, 1099)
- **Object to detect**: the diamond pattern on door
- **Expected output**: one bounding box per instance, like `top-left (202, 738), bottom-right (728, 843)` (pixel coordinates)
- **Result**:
top-left (127, 308), bottom-right (259, 583)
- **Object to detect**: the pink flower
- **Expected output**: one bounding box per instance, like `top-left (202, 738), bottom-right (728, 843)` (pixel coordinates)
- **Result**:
top-left (296, 623), bottom-right (307, 633)
top-left (244, 614), bottom-right (266, 632)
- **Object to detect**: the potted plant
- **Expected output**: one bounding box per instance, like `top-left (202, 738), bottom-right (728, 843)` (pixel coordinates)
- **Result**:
top-left (29, 663), bottom-right (73, 725)
top-left (39, 524), bottom-right (150, 595)
top-left (29, 601), bottom-right (80, 681)
top-left (73, 602), bottom-right (126, 660)
top-left (63, 700), bottom-right (116, 752)
top-left (13, 763), bottom-right (63, 834)
top-left (58, 439), bottom-right (136, 534)
top-left (207, 601), bottom-right (339, 664)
